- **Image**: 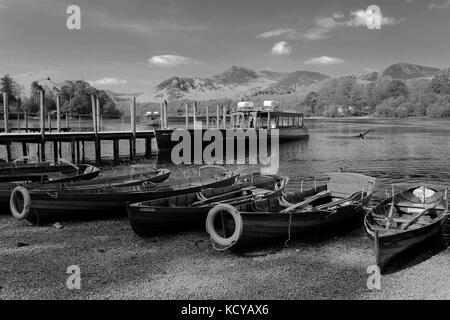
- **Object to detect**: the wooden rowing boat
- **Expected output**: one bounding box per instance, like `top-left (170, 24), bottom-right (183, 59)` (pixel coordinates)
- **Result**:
top-left (10, 171), bottom-right (239, 224)
top-left (127, 174), bottom-right (288, 237)
top-left (364, 186), bottom-right (448, 273)
top-left (0, 160), bottom-right (78, 182)
top-left (0, 169), bottom-right (171, 210)
top-left (206, 172), bottom-right (376, 251)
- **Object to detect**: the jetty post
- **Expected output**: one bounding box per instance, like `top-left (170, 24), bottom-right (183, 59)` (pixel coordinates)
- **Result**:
top-left (160, 102), bottom-right (164, 129)
top-left (223, 105), bottom-right (227, 129)
top-left (2, 92), bottom-right (8, 133)
top-left (193, 101), bottom-right (197, 130)
top-left (130, 96), bottom-right (136, 161)
top-left (163, 100), bottom-right (168, 129)
top-left (91, 94), bottom-right (101, 165)
top-left (56, 94), bottom-right (61, 132)
top-left (216, 105), bottom-right (220, 129)
top-left (2, 92), bottom-right (13, 161)
top-left (96, 97), bottom-right (101, 132)
top-left (39, 88), bottom-right (46, 161)
top-left (185, 104), bottom-right (189, 129)
top-left (206, 105), bottom-right (209, 129)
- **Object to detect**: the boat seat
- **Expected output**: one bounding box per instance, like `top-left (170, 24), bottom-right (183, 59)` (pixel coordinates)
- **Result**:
top-left (373, 217), bottom-right (429, 226)
top-left (396, 202), bottom-right (445, 210)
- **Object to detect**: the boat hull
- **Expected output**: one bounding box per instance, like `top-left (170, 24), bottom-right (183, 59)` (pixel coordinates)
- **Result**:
top-left (18, 175), bottom-right (238, 224)
top-left (364, 186), bottom-right (449, 273)
top-left (226, 202), bottom-right (367, 251)
top-left (155, 128), bottom-right (309, 152)
top-left (127, 174), bottom-right (286, 237)
top-left (365, 216), bottom-right (445, 273)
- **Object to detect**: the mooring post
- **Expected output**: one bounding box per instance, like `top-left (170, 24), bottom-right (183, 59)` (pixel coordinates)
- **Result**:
top-left (39, 89), bottom-right (46, 161)
top-left (17, 114), bottom-right (20, 133)
top-left (56, 95), bottom-right (61, 132)
top-left (96, 97), bottom-right (101, 133)
top-left (48, 114), bottom-right (52, 132)
top-left (65, 112), bottom-right (69, 130)
top-left (206, 105), bottom-right (209, 129)
top-left (113, 139), bottom-right (120, 164)
top-left (193, 101), bottom-right (197, 130)
top-left (216, 104), bottom-right (220, 129)
top-left (91, 95), bottom-right (101, 165)
top-left (71, 139), bottom-right (76, 163)
top-left (2, 92), bottom-right (8, 133)
top-left (22, 142), bottom-right (27, 158)
top-left (185, 104), bottom-right (189, 129)
top-left (164, 100), bottom-right (168, 128)
top-left (76, 140), bottom-right (80, 164)
top-left (81, 141), bottom-right (85, 162)
top-left (130, 96), bottom-right (137, 161)
top-left (24, 111), bottom-right (28, 133)
top-left (53, 141), bottom-right (58, 163)
top-left (223, 105), bottom-right (227, 129)
top-left (160, 102), bottom-right (164, 129)
top-left (144, 137), bottom-right (152, 159)
top-left (91, 95), bottom-right (97, 132)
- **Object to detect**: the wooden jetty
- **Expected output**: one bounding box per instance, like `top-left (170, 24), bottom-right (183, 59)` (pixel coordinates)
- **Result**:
top-left (1, 91), bottom-right (154, 165)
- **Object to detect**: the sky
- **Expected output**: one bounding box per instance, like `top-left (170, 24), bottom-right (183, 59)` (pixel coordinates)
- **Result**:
top-left (0, 0), bottom-right (450, 100)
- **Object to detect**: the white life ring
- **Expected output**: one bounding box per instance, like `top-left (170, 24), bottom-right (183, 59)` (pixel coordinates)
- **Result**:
top-left (206, 204), bottom-right (243, 247)
top-left (10, 186), bottom-right (32, 220)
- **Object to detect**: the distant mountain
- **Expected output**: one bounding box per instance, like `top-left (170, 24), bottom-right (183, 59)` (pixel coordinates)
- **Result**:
top-left (380, 63), bottom-right (440, 80)
top-left (152, 66), bottom-right (330, 101)
top-left (267, 71), bottom-right (329, 92)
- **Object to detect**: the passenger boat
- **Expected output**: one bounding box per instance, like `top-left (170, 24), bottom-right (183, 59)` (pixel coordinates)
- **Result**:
top-left (364, 186), bottom-right (448, 273)
top-left (154, 101), bottom-right (309, 152)
top-left (0, 169), bottom-right (171, 210)
top-left (10, 169), bottom-right (239, 224)
top-left (127, 174), bottom-right (288, 237)
top-left (206, 173), bottom-right (376, 251)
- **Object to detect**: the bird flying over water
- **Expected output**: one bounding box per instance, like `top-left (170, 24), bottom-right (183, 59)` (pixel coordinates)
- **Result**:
top-left (357, 130), bottom-right (371, 140)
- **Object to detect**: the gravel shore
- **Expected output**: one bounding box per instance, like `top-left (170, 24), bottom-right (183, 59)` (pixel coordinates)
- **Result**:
top-left (1, 213), bottom-right (450, 300)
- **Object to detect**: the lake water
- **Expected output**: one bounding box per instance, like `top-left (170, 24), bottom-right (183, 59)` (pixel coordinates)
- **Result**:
top-left (2, 117), bottom-right (450, 201)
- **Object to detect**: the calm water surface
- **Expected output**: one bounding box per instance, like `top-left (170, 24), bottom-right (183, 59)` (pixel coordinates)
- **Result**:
top-left (2, 118), bottom-right (450, 201)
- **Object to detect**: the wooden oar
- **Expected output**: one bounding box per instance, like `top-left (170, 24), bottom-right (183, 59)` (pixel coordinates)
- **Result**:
top-left (191, 186), bottom-right (256, 207)
top-left (386, 185), bottom-right (396, 229)
top-left (401, 204), bottom-right (437, 231)
top-left (281, 191), bottom-right (330, 214)
top-left (314, 191), bottom-right (361, 211)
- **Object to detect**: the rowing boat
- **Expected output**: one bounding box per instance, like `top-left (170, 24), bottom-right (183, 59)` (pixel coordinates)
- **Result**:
top-left (10, 170), bottom-right (239, 224)
top-left (364, 186), bottom-right (448, 273)
top-left (0, 158), bottom-right (83, 182)
top-left (0, 169), bottom-right (171, 210)
top-left (127, 173), bottom-right (288, 237)
top-left (206, 172), bottom-right (376, 251)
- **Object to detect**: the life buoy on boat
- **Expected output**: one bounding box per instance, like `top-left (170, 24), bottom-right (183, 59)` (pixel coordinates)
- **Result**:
top-left (206, 204), bottom-right (243, 248)
top-left (10, 186), bottom-right (32, 220)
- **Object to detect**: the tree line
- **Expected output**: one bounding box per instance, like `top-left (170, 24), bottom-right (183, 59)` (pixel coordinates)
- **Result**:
top-left (0, 74), bottom-right (122, 117)
top-left (301, 72), bottom-right (450, 118)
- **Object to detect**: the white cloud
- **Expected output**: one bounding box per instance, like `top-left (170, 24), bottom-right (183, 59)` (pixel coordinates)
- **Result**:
top-left (346, 9), bottom-right (401, 27)
top-left (305, 56), bottom-right (344, 65)
top-left (271, 41), bottom-right (291, 56)
top-left (429, 0), bottom-right (450, 10)
top-left (275, 8), bottom-right (404, 41)
top-left (257, 28), bottom-right (296, 39)
top-left (148, 55), bottom-right (195, 67)
top-left (89, 78), bottom-right (128, 86)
